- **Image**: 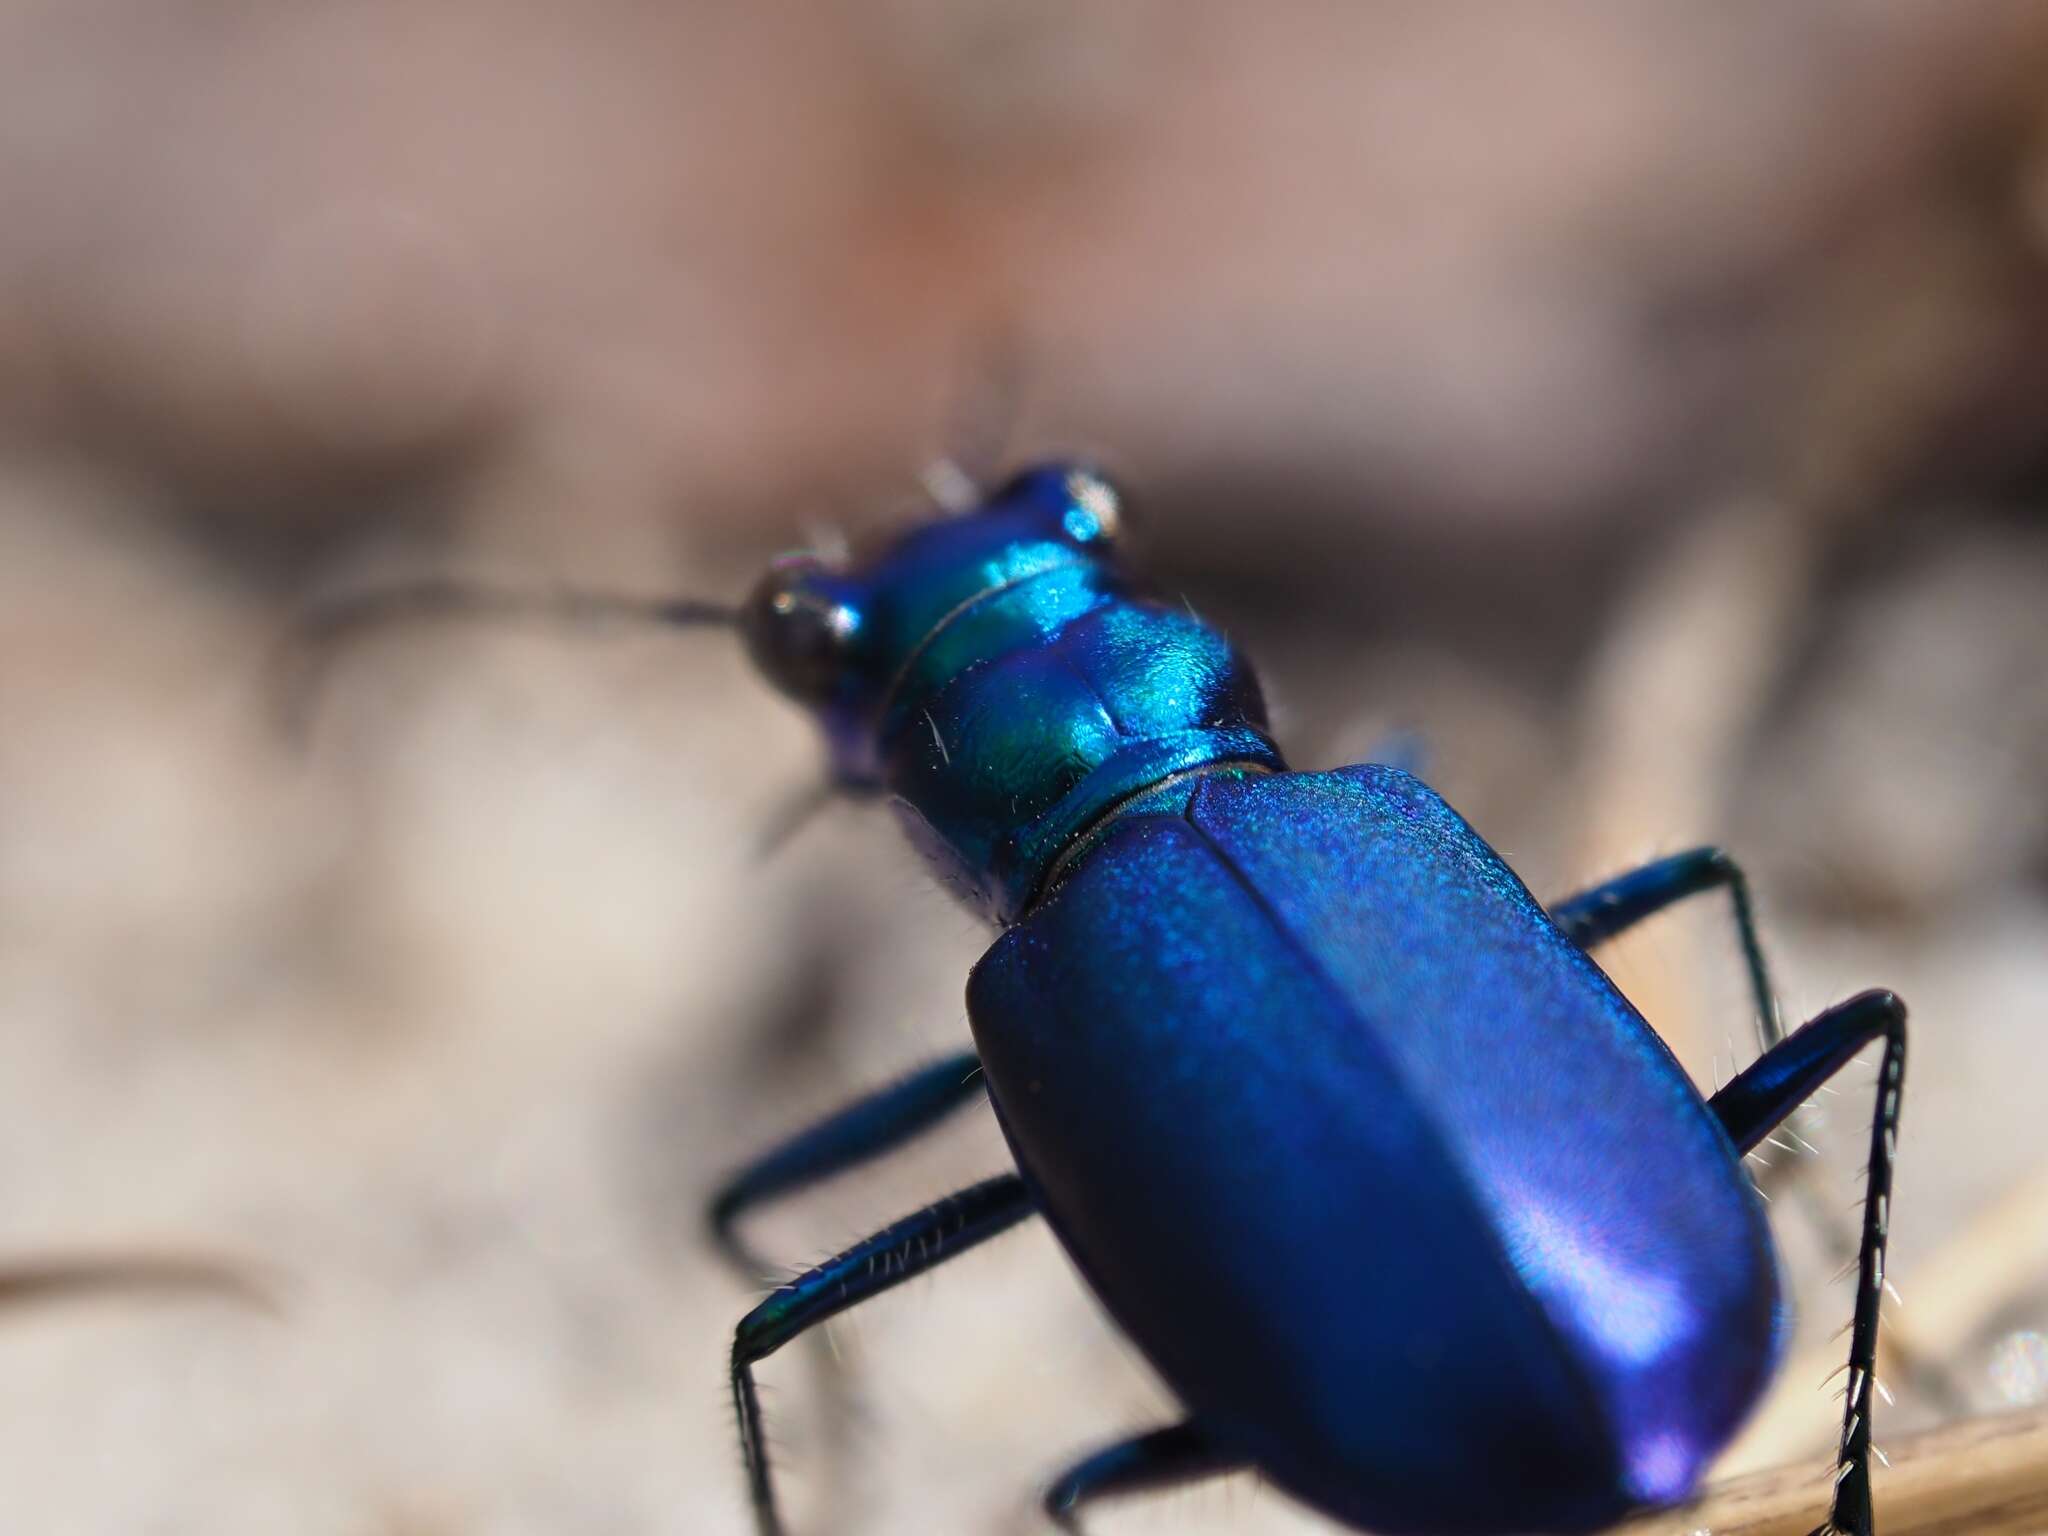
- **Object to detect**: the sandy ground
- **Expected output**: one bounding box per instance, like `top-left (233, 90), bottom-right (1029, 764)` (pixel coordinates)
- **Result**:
top-left (1, 5), bottom-right (2046, 1533)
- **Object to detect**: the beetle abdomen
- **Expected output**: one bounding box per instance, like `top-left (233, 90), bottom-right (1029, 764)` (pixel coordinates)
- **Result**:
top-left (1189, 768), bottom-right (1785, 1508)
top-left (966, 766), bottom-right (1781, 1534)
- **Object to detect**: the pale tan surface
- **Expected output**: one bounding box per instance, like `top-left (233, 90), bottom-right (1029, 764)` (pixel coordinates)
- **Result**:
top-left (1, 6), bottom-right (2046, 1534)
top-left (1617, 1405), bottom-right (2048, 1536)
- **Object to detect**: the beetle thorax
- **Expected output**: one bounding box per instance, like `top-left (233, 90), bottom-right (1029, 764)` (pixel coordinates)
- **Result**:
top-left (879, 581), bottom-right (1279, 924)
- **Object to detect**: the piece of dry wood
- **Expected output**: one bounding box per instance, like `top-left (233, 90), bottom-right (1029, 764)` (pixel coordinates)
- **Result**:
top-left (0, 1252), bottom-right (278, 1317)
top-left (1722, 1160), bottom-right (2048, 1474)
top-left (1615, 1405), bottom-right (2048, 1535)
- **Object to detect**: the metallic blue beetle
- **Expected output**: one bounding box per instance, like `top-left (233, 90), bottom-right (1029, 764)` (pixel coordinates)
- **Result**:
top-left (696, 464), bottom-right (1908, 1536)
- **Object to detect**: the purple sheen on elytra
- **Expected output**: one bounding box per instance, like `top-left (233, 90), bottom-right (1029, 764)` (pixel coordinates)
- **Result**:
top-left (966, 766), bottom-right (1783, 1532)
top-left (1183, 768), bottom-right (1783, 1513)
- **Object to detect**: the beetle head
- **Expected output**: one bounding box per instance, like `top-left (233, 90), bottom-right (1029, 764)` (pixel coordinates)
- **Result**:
top-left (737, 461), bottom-right (1127, 785)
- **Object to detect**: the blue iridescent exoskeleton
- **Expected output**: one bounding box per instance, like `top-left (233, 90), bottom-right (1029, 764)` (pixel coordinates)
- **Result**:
top-left (712, 465), bottom-right (1907, 1536)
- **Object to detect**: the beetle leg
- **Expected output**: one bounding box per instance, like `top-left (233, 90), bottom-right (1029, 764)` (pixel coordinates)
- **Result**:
top-left (1551, 847), bottom-right (1781, 1054)
top-left (730, 1172), bottom-right (1035, 1536)
top-left (707, 1049), bottom-right (986, 1277)
top-left (1564, 856), bottom-right (1965, 1416)
top-left (1708, 989), bottom-right (1907, 1536)
top-left (1041, 1421), bottom-right (1243, 1533)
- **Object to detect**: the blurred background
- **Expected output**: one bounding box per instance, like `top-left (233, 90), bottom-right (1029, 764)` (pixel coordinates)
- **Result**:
top-left (2, 3), bottom-right (2046, 1532)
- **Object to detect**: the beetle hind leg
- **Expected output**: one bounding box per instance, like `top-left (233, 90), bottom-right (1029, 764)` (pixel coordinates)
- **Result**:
top-left (1707, 988), bottom-right (1907, 1536)
top-left (1041, 1421), bottom-right (1243, 1533)
top-left (1551, 846), bottom-right (1781, 1053)
top-left (706, 1048), bottom-right (986, 1276)
top-left (729, 1173), bottom-right (1035, 1536)
top-left (1560, 853), bottom-right (1965, 1421)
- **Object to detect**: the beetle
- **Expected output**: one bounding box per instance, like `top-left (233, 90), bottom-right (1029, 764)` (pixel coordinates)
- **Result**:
top-left (302, 462), bottom-right (1905, 1535)
top-left (700, 463), bottom-right (1905, 1536)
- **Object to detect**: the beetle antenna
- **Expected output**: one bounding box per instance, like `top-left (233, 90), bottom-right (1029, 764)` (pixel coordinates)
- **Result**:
top-left (920, 307), bottom-right (1028, 515)
top-left (273, 577), bottom-right (738, 743)
top-left (754, 777), bottom-right (842, 862)
top-left (299, 577), bottom-right (738, 645)
top-left (918, 458), bottom-right (983, 516)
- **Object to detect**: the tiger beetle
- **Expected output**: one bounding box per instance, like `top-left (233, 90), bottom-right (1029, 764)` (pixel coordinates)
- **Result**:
top-left (309, 463), bottom-right (1907, 1536)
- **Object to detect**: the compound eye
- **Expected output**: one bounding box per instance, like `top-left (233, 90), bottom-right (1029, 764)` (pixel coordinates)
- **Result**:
top-left (740, 560), bottom-right (859, 704)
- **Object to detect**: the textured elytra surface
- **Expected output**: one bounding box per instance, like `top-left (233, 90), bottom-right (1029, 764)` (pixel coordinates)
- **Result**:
top-left (973, 768), bottom-right (1779, 1531)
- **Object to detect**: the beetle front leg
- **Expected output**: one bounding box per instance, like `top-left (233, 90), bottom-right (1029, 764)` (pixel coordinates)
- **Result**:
top-left (730, 1172), bottom-right (1036, 1536)
top-left (1708, 989), bottom-right (1907, 1536)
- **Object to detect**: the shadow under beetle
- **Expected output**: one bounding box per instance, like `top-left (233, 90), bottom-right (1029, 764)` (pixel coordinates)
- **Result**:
top-left (701, 464), bottom-right (1907, 1536)
top-left (306, 463), bottom-right (1906, 1534)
